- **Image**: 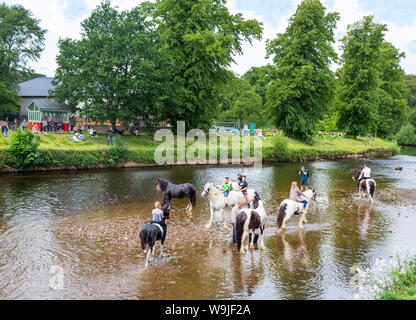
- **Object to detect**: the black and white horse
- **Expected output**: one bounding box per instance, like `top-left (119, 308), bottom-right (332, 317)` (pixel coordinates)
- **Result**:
top-left (140, 205), bottom-right (171, 268)
top-left (236, 193), bottom-right (268, 255)
top-left (352, 170), bottom-right (376, 203)
top-left (157, 179), bottom-right (197, 217)
top-left (277, 190), bottom-right (317, 231)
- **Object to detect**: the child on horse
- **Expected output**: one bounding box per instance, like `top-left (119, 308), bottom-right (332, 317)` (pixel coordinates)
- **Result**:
top-left (151, 202), bottom-right (167, 237)
top-left (239, 176), bottom-right (250, 208)
top-left (220, 177), bottom-right (232, 207)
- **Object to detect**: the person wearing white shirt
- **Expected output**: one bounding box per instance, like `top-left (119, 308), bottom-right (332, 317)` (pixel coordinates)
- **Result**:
top-left (356, 163), bottom-right (372, 190)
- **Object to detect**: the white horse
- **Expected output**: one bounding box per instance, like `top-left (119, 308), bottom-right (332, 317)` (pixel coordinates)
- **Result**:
top-left (201, 183), bottom-right (258, 230)
top-left (236, 193), bottom-right (268, 255)
top-left (277, 190), bottom-right (317, 231)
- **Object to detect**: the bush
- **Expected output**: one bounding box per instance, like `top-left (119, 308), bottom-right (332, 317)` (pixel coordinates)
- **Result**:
top-left (108, 136), bottom-right (129, 164)
top-left (272, 134), bottom-right (291, 162)
top-left (8, 129), bottom-right (40, 168)
top-left (396, 124), bottom-right (416, 146)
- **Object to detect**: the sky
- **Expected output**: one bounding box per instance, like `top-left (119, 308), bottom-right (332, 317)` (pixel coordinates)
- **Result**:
top-left (3, 0), bottom-right (416, 77)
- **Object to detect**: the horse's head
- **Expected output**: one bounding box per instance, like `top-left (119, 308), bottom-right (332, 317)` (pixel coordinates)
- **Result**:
top-left (157, 179), bottom-right (168, 192)
top-left (352, 170), bottom-right (360, 181)
top-left (303, 189), bottom-right (317, 201)
top-left (253, 192), bottom-right (262, 210)
top-left (201, 183), bottom-right (214, 197)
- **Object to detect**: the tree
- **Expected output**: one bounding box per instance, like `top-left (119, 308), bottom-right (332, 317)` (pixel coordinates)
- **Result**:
top-left (53, 1), bottom-right (170, 129)
top-left (0, 3), bottom-right (46, 85)
top-left (0, 81), bottom-right (20, 113)
top-left (266, 0), bottom-right (339, 142)
top-left (376, 42), bottom-right (408, 138)
top-left (154, 0), bottom-right (263, 131)
top-left (404, 74), bottom-right (416, 108)
top-left (221, 87), bottom-right (263, 128)
top-left (242, 65), bottom-right (274, 106)
top-left (337, 16), bottom-right (387, 137)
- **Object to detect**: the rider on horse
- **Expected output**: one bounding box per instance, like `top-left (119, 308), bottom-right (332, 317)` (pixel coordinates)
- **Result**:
top-left (290, 182), bottom-right (308, 214)
top-left (356, 163), bottom-right (371, 190)
top-left (220, 177), bottom-right (232, 207)
top-left (238, 176), bottom-right (250, 208)
top-left (151, 202), bottom-right (168, 236)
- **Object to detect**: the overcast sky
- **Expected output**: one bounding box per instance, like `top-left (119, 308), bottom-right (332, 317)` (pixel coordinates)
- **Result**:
top-left (4, 0), bottom-right (416, 77)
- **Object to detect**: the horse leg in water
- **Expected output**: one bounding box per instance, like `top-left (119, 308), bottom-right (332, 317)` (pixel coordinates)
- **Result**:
top-left (260, 227), bottom-right (266, 251)
top-left (145, 246), bottom-right (153, 268)
top-left (205, 205), bottom-right (215, 230)
top-left (299, 211), bottom-right (307, 230)
top-left (240, 230), bottom-right (249, 254)
top-left (249, 231), bottom-right (255, 249)
top-left (222, 209), bottom-right (229, 231)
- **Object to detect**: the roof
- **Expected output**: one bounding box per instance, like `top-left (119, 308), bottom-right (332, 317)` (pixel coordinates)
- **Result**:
top-left (17, 77), bottom-right (55, 97)
top-left (27, 99), bottom-right (70, 112)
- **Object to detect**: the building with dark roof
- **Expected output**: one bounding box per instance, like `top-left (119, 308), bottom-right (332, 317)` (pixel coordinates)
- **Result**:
top-left (16, 77), bottom-right (56, 119)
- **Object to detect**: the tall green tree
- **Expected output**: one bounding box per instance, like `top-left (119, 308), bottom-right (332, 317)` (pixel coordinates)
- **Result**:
top-left (154, 0), bottom-right (263, 131)
top-left (0, 3), bottom-right (46, 84)
top-left (337, 16), bottom-right (387, 137)
top-left (53, 1), bottom-right (170, 129)
top-left (376, 42), bottom-right (408, 137)
top-left (266, 0), bottom-right (339, 142)
top-left (404, 74), bottom-right (416, 108)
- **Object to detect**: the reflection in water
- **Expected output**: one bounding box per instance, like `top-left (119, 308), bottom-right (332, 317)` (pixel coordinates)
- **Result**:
top-left (1, 151), bottom-right (416, 299)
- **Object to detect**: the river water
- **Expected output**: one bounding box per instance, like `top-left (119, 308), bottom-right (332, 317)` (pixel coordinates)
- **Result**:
top-left (1, 148), bottom-right (416, 300)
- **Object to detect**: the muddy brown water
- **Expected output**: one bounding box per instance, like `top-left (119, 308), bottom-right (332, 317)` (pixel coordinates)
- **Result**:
top-left (1, 148), bottom-right (416, 300)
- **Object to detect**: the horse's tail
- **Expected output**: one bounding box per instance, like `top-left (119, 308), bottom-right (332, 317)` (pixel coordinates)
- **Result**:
top-left (190, 185), bottom-right (197, 209)
top-left (277, 203), bottom-right (288, 229)
top-left (236, 211), bottom-right (247, 251)
top-left (140, 228), bottom-right (147, 251)
top-left (370, 181), bottom-right (375, 198)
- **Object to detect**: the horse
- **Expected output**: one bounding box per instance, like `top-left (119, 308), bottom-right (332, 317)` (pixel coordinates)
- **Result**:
top-left (157, 179), bottom-right (197, 217)
top-left (139, 204), bottom-right (171, 268)
top-left (277, 189), bottom-right (317, 231)
top-left (236, 192), bottom-right (268, 255)
top-left (352, 170), bottom-right (376, 204)
top-left (201, 182), bottom-right (259, 230)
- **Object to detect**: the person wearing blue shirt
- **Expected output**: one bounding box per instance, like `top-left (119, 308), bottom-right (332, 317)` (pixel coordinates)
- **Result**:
top-left (299, 166), bottom-right (310, 192)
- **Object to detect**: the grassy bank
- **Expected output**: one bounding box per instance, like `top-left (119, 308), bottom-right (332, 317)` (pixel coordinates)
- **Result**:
top-left (377, 256), bottom-right (416, 300)
top-left (0, 132), bottom-right (399, 171)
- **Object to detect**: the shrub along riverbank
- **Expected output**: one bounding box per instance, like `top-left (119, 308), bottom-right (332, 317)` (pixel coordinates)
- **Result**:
top-left (0, 131), bottom-right (399, 172)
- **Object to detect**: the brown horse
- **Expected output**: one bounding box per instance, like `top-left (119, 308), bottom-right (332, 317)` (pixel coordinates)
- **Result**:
top-left (353, 170), bottom-right (376, 203)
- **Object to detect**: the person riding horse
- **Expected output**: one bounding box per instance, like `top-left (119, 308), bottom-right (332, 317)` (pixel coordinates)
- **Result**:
top-left (356, 163), bottom-right (371, 190)
top-left (290, 182), bottom-right (308, 214)
top-left (238, 176), bottom-right (250, 208)
top-left (151, 202), bottom-right (168, 237)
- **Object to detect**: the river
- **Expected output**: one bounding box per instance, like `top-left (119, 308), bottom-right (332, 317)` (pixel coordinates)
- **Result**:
top-left (1, 148), bottom-right (415, 300)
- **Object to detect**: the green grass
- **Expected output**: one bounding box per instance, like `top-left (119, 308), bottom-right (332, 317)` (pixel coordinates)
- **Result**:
top-left (0, 132), bottom-right (398, 169)
top-left (377, 256), bottom-right (416, 300)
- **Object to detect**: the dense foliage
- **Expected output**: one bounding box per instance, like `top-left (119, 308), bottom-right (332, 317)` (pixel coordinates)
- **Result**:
top-left (8, 129), bottom-right (40, 168)
top-left (265, 0), bottom-right (339, 142)
top-left (53, 1), bottom-right (170, 129)
top-left (0, 3), bottom-right (46, 113)
top-left (153, 0), bottom-right (263, 131)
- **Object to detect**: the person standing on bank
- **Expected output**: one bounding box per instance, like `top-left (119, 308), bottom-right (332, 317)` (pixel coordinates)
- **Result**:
top-left (107, 127), bottom-right (114, 145)
top-left (299, 166), bottom-right (310, 192)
